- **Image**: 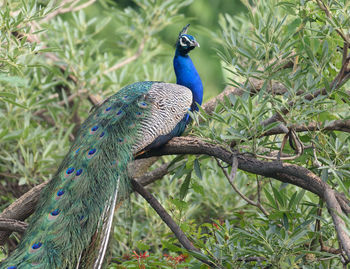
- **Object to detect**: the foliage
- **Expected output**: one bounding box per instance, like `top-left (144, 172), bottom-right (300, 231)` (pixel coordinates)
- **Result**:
top-left (1, 0), bottom-right (350, 268)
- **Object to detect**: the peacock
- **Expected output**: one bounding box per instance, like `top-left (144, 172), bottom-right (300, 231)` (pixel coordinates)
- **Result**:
top-left (1, 24), bottom-right (203, 269)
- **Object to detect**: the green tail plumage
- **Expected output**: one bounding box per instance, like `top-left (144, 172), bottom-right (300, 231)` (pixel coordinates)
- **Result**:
top-left (2, 82), bottom-right (154, 269)
top-left (2, 24), bottom-right (202, 269)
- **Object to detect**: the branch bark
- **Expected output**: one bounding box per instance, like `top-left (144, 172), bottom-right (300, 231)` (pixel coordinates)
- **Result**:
top-left (140, 136), bottom-right (350, 260)
top-left (131, 179), bottom-right (218, 268)
top-left (0, 219), bottom-right (27, 233)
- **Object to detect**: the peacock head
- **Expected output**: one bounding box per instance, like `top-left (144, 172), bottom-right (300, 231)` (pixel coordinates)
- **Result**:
top-left (176, 24), bottom-right (200, 55)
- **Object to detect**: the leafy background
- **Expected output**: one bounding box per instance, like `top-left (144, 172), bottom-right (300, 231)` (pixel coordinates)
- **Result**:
top-left (1, 0), bottom-right (350, 268)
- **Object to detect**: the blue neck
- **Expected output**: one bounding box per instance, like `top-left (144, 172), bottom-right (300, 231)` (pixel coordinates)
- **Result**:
top-left (173, 50), bottom-right (203, 111)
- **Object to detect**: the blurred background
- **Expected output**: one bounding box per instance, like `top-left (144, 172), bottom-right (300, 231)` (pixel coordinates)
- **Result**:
top-left (68, 0), bottom-right (246, 100)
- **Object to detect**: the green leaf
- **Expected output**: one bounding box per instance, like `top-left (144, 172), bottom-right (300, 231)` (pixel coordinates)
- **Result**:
top-left (169, 198), bottom-right (188, 211)
top-left (0, 74), bottom-right (28, 87)
top-left (162, 241), bottom-right (183, 252)
top-left (136, 241), bottom-right (150, 251)
top-left (283, 213), bottom-right (289, 231)
top-left (264, 187), bottom-right (277, 209)
top-left (193, 158), bottom-right (202, 180)
top-left (179, 173), bottom-right (191, 200)
top-left (192, 181), bottom-right (205, 195)
top-left (1, 98), bottom-right (27, 109)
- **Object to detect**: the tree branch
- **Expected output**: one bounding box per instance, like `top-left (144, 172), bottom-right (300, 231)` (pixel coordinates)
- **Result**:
top-left (130, 179), bottom-right (218, 268)
top-left (0, 219), bottom-right (27, 233)
top-left (42, 0), bottom-right (97, 23)
top-left (140, 136), bottom-right (350, 259)
top-left (103, 39), bottom-right (146, 75)
top-left (315, 0), bottom-right (350, 44)
top-left (216, 157), bottom-right (269, 217)
top-left (263, 119), bottom-right (350, 137)
top-left (323, 188), bottom-right (350, 260)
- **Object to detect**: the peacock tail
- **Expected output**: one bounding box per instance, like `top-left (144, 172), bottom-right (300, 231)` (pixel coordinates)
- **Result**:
top-left (1, 82), bottom-right (192, 269)
top-left (1, 24), bottom-right (202, 269)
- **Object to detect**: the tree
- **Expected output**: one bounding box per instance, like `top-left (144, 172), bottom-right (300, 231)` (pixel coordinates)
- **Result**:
top-left (1, 0), bottom-right (350, 268)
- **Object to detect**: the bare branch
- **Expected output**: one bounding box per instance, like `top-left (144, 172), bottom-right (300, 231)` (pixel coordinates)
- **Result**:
top-left (323, 188), bottom-right (350, 260)
top-left (263, 119), bottom-right (350, 137)
top-left (130, 179), bottom-right (218, 268)
top-left (42, 0), bottom-right (97, 23)
top-left (0, 182), bottom-right (48, 245)
top-left (216, 156), bottom-right (269, 217)
top-left (139, 136), bottom-right (346, 205)
top-left (315, 0), bottom-right (350, 44)
top-left (103, 40), bottom-right (146, 75)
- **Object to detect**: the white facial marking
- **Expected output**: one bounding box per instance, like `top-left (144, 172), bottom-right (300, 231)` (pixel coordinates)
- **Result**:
top-left (179, 35), bottom-right (190, 47)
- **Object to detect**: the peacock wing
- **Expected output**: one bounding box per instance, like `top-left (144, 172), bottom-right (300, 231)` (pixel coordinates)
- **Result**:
top-left (132, 82), bottom-right (193, 153)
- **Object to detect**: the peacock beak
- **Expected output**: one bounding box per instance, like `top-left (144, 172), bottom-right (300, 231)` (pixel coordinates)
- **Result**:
top-left (192, 40), bottom-right (200, 47)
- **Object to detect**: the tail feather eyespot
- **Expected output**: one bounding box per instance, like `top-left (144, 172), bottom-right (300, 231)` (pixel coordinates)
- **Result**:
top-left (29, 242), bottom-right (42, 253)
top-left (138, 101), bottom-right (148, 108)
top-left (48, 209), bottom-right (60, 221)
top-left (55, 189), bottom-right (65, 200)
top-left (90, 125), bottom-right (99, 135)
top-left (87, 149), bottom-right (97, 159)
top-left (76, 169), bottom-right (83, 177)
top-left (65, 167), bottom-right (75, 178)
top-left (135, 111), bottom-right (143, 118)
top-left (117, 138), bottom-right (125, 144)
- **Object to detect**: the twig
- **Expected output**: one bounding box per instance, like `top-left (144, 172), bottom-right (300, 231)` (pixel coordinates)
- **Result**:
top-left (256, 175), bottom-right (262, 205)
top-left (256, 128), bottom-right (304, 160)
top-left (103, 40), bottom-right (146, 75)
top-left (130, 179), bottom-right (218, 268)
top-left (263, 119), bottom-right (350, 137)
top-left (237, 256), bottom-right (267, 263)
top-left (323, 188), bottom-right (350, 261)
top-left (33, 89), bottom-right (88, 118)
top-left (42, 0), bottom-right (97, 23)
top-left (216, 156), bottom-right (269, 217)
top-left (135, 162), bottom-right (170, 186)
top-left (315, 0), bottom-right (350, 44)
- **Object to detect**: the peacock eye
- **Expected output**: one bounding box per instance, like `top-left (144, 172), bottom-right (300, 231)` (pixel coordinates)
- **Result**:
top-left (181, 37), bottom-right (187, 43)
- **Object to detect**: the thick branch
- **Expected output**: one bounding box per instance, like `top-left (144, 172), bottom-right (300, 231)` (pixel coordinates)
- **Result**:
top-left (0, 219), bottom-right (27, 233)
top-left (323, 188), bottom-right (350, 259)
top-left (263, 119), bottom-right (350, 136)
top-left (140, 137), bottom-right (349, 208)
